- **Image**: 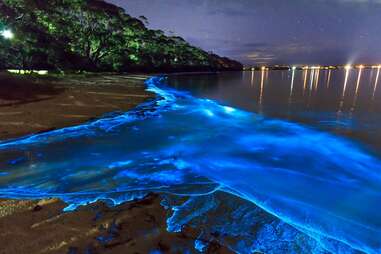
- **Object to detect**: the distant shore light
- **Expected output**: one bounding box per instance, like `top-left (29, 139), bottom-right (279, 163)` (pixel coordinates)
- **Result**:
top-left (1, 29), bottom-right (14, 39)
top-left (7, 69), bottom-right (48, 75)
top-left (345, 65), bottom-right (352, 70)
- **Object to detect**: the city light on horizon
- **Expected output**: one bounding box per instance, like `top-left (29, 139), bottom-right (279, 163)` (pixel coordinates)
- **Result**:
top-left (246, 64), bottom-right (381, 71)
top-left (344, 65), bottom-right (352, 70)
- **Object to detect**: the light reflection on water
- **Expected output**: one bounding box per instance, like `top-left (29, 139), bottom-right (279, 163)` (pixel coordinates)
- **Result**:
top-left (168, 69), bottom-right (381, 152)
top-left (373, 68), bottom-right (380, 99)
top-left (0, 75), bottom-right (380, 253)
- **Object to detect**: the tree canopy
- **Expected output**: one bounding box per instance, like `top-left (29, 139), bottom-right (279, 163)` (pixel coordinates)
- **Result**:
top-left (0, 0), bottom-right (242, 72)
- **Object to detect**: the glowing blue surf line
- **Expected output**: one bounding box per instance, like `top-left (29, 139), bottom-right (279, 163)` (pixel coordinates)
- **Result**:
top-left (0, 76), bottom-right (380, 254)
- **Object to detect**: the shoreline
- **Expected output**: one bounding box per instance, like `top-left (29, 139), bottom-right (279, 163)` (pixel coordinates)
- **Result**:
top-left (0, 72), bottom-right (156, 141)
top-left (0, 71), bottom-right (225, 141)
top-left (0, 72), bottom-right (233, 254)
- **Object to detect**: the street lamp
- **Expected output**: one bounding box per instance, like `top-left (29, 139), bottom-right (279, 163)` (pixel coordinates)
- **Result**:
top-left (1, 29), bottom-right (14, 39)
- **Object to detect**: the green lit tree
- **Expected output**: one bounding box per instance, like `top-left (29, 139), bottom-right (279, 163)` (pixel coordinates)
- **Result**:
top-left (0, 0), bottom-right (242, 72)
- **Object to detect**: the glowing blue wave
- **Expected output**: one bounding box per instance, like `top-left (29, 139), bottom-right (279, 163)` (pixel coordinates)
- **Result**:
top-left (0, 76), bottom-right (380, 253)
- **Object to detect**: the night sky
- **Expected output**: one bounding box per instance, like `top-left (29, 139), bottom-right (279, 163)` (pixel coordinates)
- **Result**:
top-left (108, 0), bottom-right (381, 66)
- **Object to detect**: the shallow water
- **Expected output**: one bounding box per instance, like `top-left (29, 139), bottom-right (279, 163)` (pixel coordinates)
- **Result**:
top-left (0, 72), bottom-right (380, 254)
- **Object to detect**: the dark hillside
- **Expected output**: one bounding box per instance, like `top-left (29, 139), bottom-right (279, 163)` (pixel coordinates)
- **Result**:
top-left (0, 0), bottom-right (242, 72)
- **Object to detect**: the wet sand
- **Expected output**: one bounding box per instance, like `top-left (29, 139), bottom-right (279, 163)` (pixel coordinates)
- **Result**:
top-left (0, 73), bottom-right (232, 253)
top-left (0, 72), bottom-right (154, 141)
top-left (0, 194), bottom-right (232, 254)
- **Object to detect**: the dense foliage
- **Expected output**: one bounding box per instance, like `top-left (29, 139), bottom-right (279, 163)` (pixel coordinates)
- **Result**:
top-left (0, 0), bottom-right (242, 72)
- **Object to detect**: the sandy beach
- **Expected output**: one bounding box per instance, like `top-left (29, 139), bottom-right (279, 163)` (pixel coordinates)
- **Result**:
top-left (0, 194), bottom-right (232, 254)
top-left (0, 73), bottom-right (154, 141)
top-left (0, 73), bottom-right (232, 254)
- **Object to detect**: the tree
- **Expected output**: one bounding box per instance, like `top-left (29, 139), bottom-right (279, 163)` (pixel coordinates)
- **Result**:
top-left (0, 0), bottom-right (243, 72)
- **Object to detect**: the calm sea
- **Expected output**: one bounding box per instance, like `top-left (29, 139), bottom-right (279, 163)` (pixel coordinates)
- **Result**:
top-left (168, 69), bottom-right (381, 152)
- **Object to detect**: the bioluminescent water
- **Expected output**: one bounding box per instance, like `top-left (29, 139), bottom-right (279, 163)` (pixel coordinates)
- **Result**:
top-left (0, 72), bottom-right (380, 254)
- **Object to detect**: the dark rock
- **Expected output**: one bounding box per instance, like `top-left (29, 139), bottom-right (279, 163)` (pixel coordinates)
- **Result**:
top-left (32, 205), bottom-right (42, 212)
